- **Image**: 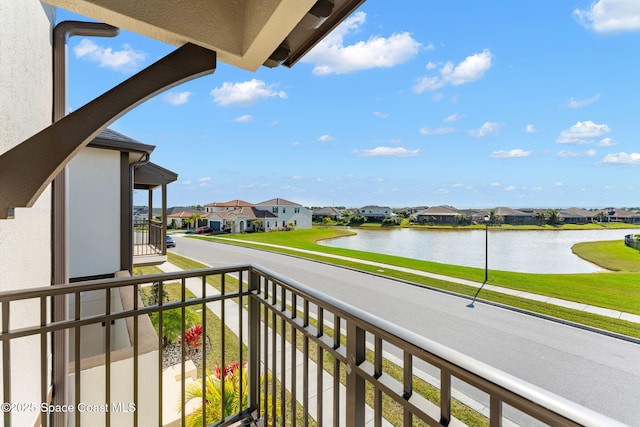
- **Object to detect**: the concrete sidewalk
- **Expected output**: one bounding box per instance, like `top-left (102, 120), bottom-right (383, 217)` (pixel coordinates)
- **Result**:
top-left (208, 236), bottom-right (640, 325)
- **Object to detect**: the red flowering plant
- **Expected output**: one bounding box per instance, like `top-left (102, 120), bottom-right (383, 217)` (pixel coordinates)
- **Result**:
top-left (183, 324), bottom-right (203, 357)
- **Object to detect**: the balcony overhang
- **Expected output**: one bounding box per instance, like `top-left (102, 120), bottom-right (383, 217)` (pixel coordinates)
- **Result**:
top-left (44, 0), bottom-right (366, 70)
top-left (134, 162), bottom-right (178, 191)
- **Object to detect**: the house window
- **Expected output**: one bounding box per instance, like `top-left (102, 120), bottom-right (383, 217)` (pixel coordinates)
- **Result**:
top-left (283, 208), bottom-right (286, 213)
top-left (294, 220), bottom-right (297, 226)
top-left (282, 221), bottom-right (286, 227)
top-left (267, 222), bottom-right (270, 228)
top-left (272, 207), bottom-right (278, 213)
top-left (294, 208), bottom-right (300, 213)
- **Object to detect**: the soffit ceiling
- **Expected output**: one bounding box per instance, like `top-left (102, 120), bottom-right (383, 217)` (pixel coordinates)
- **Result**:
top-left (44, 0), bottom-right (366, 71)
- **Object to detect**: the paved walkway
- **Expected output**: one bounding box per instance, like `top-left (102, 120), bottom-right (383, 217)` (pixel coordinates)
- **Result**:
top-left (208, 236), bottom-right (640, 325)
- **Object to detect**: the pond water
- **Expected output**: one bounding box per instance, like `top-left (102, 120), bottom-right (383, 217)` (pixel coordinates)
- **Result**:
top-left (318, 228), bottom-right (636, 273)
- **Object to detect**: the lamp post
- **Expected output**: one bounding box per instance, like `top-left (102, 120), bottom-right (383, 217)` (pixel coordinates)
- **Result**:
top-left (483, 215), bottom-right (490, 283)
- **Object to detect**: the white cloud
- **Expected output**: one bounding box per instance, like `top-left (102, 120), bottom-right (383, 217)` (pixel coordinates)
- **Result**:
top-left (598, 137), bottom-right (618, 146)
top-left (567, 93), bottom-right (600, 108)
top-left (414, 49), bottom-right (493, 93)
top-left (163, 91), bottom-right (191, 106)
top-left (555, 182), bottom-right (564, 187)
top-left (318, 134), bottom-right (335, 142)
top-left (574, 0), bottom-right (640, 32)
top-left (182, 180), bottom-right (192, 185)
top-left (444, 113), bottom-right (464, 123)
top-left (233, 114), bottom-right (253, 123)
top-left (504, 185), bottom-right (516, 191)
top-left (303, 12), bottom-right (421, 75)
top-left (469, 121), bottom-right (501, 138)
top-left (491, 149), bottom-right (532, 158)
top-left (491, 182), bottom-right (502, 187)
top-left (198, 177), bottom-right (212, 186)
top-left (557, 149), bottom-right (597, 157)
top-left (602, 152), bottom-right (640, 164)
top-left (556, 120), bottom-right (610, 144)
top-left (210, 79), bottom-right (287, 107)
top-left (419, 127), bottom-right (456, 135)
top-left (426, 61), bottom-right (438, 70)
top-left (73, 39), bottom-right (146, 73)
top-left (525, 124), bottom-right (539, 133)
top-left (373, 111), bottom-right (389, 119)
top-left (353, 146), bottom-right (421, 157)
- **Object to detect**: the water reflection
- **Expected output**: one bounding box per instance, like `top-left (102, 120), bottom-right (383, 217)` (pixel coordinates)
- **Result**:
top-left (319, 228), bottom-right (635, 273)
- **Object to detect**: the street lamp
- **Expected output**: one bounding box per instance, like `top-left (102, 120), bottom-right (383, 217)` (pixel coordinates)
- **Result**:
top-left (483, 215), bottom-right (490, 283)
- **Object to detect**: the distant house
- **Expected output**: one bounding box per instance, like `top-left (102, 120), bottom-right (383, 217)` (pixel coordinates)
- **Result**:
top-left (359, 205), bottom-right (393, 222)
top-left (203, 197), bottom-right (312, 231)
top-left (413, 206), bottom-right (463, 225)
top-left (255, 198), bottom-right (312, 229)
top-left (595, 208), bottom-right (640, 224)
top-left (167, 210), bottom-right (206, 229)
top-left (474, 207), bottom-right (535, 225)
top-left (312, 207), bottom-right (344, 222)
top-left (558, 208), bottom-right (595, 224)
top-left (205, 206), bottom-right (277, 232)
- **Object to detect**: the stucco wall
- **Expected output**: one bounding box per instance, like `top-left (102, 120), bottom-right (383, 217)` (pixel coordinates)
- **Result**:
top-left (0, 1), bottom-right (55, 425)
top-left (68, 147), bottom-right (122, 278)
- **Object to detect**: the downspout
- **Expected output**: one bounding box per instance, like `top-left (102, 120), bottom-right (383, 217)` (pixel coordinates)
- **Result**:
top-left (129, 153), bottom-right (151, 273)
top-left (51, 21), bottom-right (119, 427)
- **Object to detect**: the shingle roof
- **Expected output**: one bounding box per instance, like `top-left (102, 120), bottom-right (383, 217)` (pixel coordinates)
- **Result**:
top-left (255, 198), bottom-right (301, 206)
top-left (313, 207), bottom-right (343, 216)
top-left (415, 205), bottom-right (460, 216)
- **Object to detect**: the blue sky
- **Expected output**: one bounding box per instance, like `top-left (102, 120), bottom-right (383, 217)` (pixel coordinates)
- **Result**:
top-left (58, 1), bottom-right (640, 209)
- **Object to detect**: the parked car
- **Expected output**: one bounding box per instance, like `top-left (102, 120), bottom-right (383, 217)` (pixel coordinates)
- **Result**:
top-left (195, 226), bottom-right (213, 234)
top-left (166, 235), bottom-right (176, 248)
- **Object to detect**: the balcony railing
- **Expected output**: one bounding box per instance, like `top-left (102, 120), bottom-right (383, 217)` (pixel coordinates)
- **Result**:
top-left (0, 265), bottom-right (625, 427)
top-left (133, 219), bottom-right (164, 256)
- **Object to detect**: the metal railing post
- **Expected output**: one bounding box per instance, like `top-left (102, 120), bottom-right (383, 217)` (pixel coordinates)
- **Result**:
top-left (346, 319), bottom-right (366, 426)
top-left (247, 268), bottom-right (261, 414)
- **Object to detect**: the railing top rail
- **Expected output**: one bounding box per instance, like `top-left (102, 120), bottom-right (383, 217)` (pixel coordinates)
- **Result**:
top-left (250, 263), bottom-right (626, 427)
top-left (0, 264), bottom-right (253, 303)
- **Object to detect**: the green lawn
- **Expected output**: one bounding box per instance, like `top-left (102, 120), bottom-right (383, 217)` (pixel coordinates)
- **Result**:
top-left (572, 239), bottom-right (640, 272)
top-left (186, 228), bottom-right (640, 337)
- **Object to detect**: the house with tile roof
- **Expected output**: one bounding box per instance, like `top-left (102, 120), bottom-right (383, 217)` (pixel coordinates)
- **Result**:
top-left (203, 197), bottom-right (312, 231)
top-left (204, 199), bottom-right (254, 213)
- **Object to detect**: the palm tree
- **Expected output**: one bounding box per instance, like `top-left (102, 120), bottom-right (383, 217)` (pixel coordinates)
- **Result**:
top-left (535, 211), bottom-right (547, 226)
top-left (545, 209), bottom-right (563, 226)
top-left (487, 210), bottom-right (503, 225)
top-left (182, 362), bottom-right (279, 427)
top-left (191, 213), bottom-right (203, 228)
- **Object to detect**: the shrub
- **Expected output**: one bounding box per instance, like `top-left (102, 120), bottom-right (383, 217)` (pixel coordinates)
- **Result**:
top-left (182, 361), bottom-right (279, 427)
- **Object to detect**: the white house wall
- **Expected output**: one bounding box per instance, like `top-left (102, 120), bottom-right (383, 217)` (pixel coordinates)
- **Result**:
top-left (0, 2), bottom-right (55, 425)
top-left (256, 205), bottom-right (312, 229)
top-left (68, 147), bottom-right (122, 278)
